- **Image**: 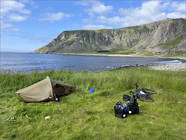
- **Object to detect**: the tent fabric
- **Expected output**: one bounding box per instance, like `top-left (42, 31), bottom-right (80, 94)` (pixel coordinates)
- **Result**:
top-left (16, 76), bottom-right (75, 102)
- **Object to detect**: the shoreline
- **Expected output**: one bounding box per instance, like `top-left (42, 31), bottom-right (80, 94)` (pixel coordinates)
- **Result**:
top-left (148, 63), bottom-right (186, 71)
top-left (37, 52), bottom-right (186, 60)
top-left (59, 52), bottom-right (151, 57)
top-left (1, 63), bottom-right (186, 74)
top-left (114, 63), bottom-right (186, 71)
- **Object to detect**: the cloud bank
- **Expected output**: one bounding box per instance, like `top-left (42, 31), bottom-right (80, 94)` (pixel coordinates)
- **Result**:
top-left (0, 0), bottom-right (30, 31)
top-left (40, 12), bottom-right (71, 22)
top-left (79, 0), bottom-right (186, 28)
top-left (98, 1), bottom-right (186, 27)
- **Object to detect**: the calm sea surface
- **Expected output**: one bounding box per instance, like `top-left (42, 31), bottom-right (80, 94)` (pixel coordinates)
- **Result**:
top-left (0, 52), bottom-right (184, 72)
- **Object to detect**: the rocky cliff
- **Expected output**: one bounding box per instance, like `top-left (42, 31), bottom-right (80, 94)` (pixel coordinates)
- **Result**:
top-left (35, 18), bottom-right (186, 56)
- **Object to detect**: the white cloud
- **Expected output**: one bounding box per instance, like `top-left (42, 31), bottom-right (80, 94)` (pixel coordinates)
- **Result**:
top-left (76, 0), bottom-right (96, 6)
top-left (118, 1), bottom-right (168, 26)
top-left (83, 24), bottom-right (111, 30)
top-left (167, 12), bottom-right (186, 19)
top-left (171, 1), bottom-right (186, 12)
top-left (0, 22), bottom-right (20, 33)
top-left (40, 12), bottom-right (71, 22)
top-left (87, 2), bottom-right (112, 15)
top-left (97, 1), bottom-right (186, 27)
top-left (1, 23), bottom-right (13, 29)
top-left (0, 0), bottom-right (30, 31)
top-left (78, 0), bottom-right (113, 15)
top-left (0, 0), bottom-right (30, 16)
top-left (21, 9), bottom-right (31, 14)
top-left (8, 14), bottom-right (27, 21)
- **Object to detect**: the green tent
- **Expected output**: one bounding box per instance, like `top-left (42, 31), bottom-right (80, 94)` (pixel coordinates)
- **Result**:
top-left (16, 76), bottom-right (75, 102)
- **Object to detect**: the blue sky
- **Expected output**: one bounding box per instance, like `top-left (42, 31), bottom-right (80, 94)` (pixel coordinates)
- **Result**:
top-left (0, 0), bottom-right (186, 52)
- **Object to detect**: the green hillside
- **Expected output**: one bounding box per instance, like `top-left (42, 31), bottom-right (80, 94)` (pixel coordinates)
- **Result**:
top-left (35, 18), bottom-right (186, 57)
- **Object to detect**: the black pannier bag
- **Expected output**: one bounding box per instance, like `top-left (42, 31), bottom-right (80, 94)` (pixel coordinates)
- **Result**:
top-left (114, 102), bottom-right (129, 118)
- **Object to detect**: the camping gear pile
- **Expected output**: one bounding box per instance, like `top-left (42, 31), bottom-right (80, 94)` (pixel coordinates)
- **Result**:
top-left (16, 78), bottom-right (156, 119)
top-left (16, 76), bottom-right (75, 102)
top-left (114, 83), bottom-right (156, 118)
top-left (114, 91), bottom-right (139, 118)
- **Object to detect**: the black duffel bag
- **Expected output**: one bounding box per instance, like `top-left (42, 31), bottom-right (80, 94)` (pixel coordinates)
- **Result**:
top-left (114, 102), bottom-right (129, 118)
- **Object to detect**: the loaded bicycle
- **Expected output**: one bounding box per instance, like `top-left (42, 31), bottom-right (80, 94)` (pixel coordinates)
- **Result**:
top-left (114, 83), bottom-right (156, 118)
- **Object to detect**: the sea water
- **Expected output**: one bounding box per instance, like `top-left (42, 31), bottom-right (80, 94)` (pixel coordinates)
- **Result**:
top-left (0, 52), bottom-right (183, 72)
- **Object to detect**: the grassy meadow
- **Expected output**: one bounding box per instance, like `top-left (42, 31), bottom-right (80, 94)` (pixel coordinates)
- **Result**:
top-left (0, 68), bottom-right (186, 140)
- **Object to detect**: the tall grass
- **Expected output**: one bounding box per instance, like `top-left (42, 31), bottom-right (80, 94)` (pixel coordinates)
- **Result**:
top-left (0, 68), bottom-right (186, 140)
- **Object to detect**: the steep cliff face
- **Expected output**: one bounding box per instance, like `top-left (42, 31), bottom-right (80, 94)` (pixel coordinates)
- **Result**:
top-left (35, 18), bottom-right (186, 56)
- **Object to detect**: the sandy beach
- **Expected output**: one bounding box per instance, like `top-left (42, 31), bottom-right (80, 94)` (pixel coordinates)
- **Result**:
top-left (58, 52), bottom-right (186, 60)
top-left (59, 52), bottom-right (152, 57)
